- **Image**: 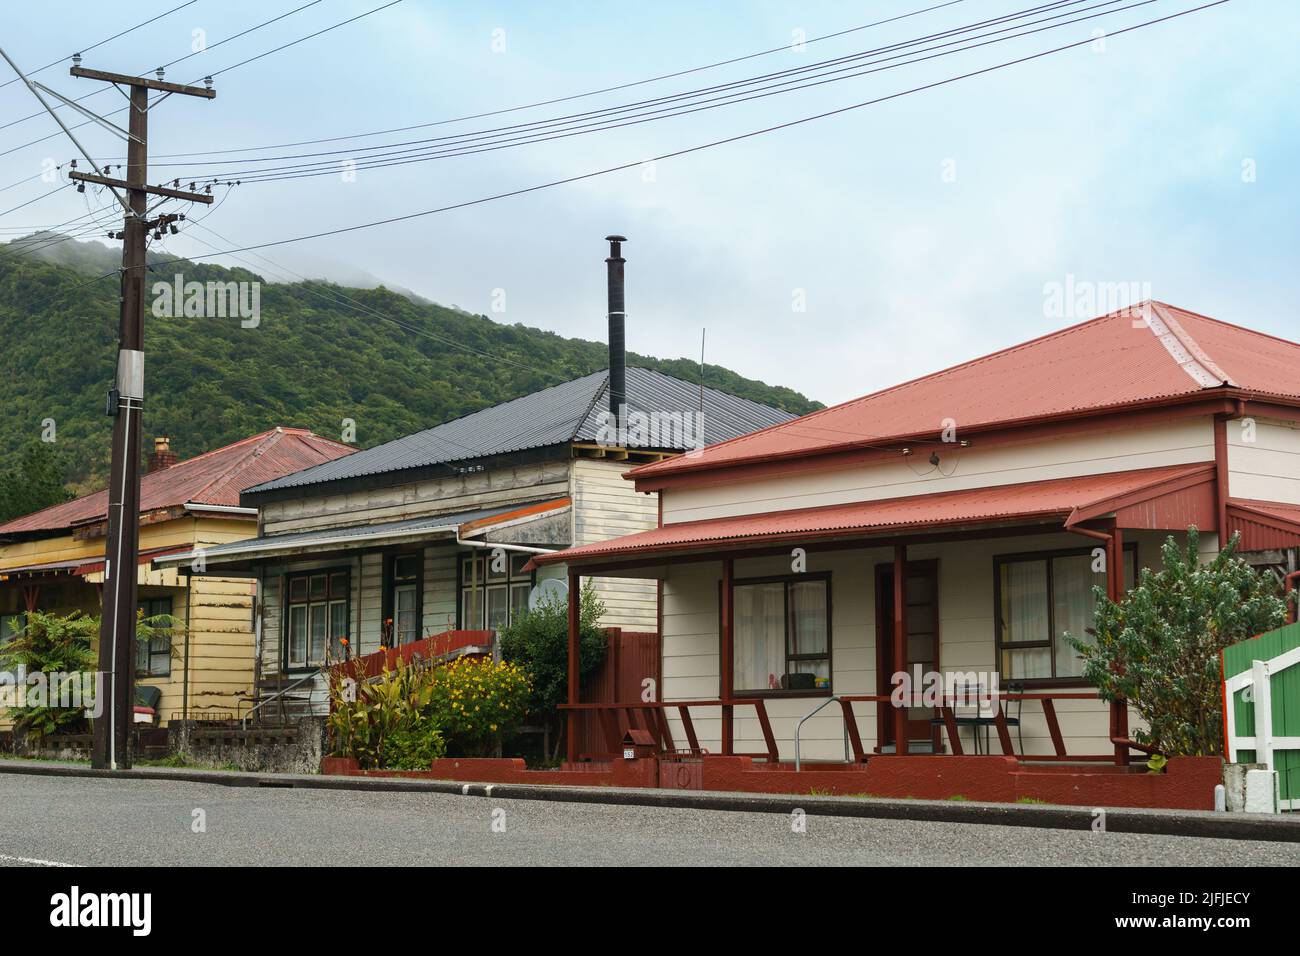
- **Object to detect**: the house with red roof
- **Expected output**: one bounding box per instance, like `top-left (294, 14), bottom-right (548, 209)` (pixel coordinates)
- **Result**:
top-left (0, 428), bottom-right (354, 726)
top-left (531, 302), bottom-right (1300, 767)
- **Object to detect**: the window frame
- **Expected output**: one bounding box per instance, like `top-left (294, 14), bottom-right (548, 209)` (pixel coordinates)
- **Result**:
top-left (726, 571), bottom-right (833, 699)
top-left (993, 542), bottom-right (1137, 687)
top-left (383, 551), bottom-right (423, 647)
top-left (136, 596), bottom-right (174, 678)
top-left (282, 567), bottom-right (351, 672)
top-left (458, 550), bottom-right (534, 631)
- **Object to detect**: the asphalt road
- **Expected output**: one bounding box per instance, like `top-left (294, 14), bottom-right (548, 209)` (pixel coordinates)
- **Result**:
top-left (0, 773), bottom-right (1296, 866)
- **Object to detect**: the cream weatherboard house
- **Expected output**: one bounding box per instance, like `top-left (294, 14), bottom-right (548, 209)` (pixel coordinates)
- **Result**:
top-left (0, 429), bottom-right (354, 726)
top-left (154, 366), bottom-right (794, 714)
top-left (533, 302), bottom-right (1300, 765)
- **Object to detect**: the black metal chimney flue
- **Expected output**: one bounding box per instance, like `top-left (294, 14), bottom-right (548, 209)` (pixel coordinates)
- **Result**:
top-left (605, 234), bottom-right (627, 432)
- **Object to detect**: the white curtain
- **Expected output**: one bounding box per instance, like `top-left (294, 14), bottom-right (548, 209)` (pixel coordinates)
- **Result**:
top-left (1000, 560), bottom-right (1050, 679)
top-left (1052, 554), bottom-right (1101, 678)
top-left (734, 583), bottom-right (785, 691)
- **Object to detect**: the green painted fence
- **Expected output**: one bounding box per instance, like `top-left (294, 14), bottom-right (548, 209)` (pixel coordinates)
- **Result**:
top-left (1223, 620), bottom-right (1300, 809)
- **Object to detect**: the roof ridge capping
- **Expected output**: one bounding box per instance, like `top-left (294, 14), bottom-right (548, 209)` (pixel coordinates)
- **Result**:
top-left (1142, 300), bottom-right (1237, 388)
top-left (628, 300), bottom-right (1296, 482)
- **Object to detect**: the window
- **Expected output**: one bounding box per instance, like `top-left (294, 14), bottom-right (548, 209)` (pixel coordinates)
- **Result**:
top-left (995, 545), bottom-right (1136, 682)
top-left (388, 554), bottom-right (422, 646)
top-left (285, 571), bottom-right (349, 669)
top-left (460, 551), bottom-right (533, 631)
top-left (137, 596), bottom-right (173, 677)
top-left (732, 574), bottom-right (831, 694)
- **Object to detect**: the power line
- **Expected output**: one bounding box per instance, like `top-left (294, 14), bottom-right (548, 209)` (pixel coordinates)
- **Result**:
top-left (0, 183), bottom-right (71, 219)
top-left (154, 0), bottom-right (1096, 178)
top-left (0, 1), bottom-right (324, 134)
top-left (151, 1), bottom-right (1229, 269)
top-left (129, 0), bottom-right (974, 162)
top-left (0, 0), bottom-right (383, 159)
top-left (175, 0), bottom-right (1130, 186)
top-left (0, 1), bottom-right (197, 92)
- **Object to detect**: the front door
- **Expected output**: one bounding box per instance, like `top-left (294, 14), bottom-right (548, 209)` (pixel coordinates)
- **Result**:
top-left (876, 560), bottom-right (941, 753)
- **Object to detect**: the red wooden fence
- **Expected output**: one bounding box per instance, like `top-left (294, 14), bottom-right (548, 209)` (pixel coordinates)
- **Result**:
top-left (335, 630), bottom-right (495, 681)
top-left (576, 628), bottom-right (661, 759)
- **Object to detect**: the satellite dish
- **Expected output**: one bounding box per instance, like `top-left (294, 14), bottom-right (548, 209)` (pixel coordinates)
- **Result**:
top-left (529, 577), bottom-right (569, 610)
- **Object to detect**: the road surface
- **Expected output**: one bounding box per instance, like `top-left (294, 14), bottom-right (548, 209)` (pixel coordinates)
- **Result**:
top-left (0, 773), bottom-right (1295, 866)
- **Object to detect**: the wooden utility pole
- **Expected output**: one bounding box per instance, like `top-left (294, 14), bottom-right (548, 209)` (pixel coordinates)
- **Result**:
top-left (61, 65), bottom-right (216, 770)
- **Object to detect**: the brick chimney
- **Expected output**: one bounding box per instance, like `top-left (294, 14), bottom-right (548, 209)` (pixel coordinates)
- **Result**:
top-left (147, 435), bottom-right (178, 473)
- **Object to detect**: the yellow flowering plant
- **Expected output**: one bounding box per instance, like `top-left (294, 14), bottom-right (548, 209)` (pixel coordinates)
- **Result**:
top-left (426, 656), bottom-right (532, 756)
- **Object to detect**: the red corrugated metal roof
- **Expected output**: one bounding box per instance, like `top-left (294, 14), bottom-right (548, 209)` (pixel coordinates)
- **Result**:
top-left (532, 464), bottom-right (1214, 567)
top-left (1225, 499), bottom-right (1300, 552)
top-left (0, 428), bottom-right (354, 536)
top-left (631, 301), bottom-right (1300, 482)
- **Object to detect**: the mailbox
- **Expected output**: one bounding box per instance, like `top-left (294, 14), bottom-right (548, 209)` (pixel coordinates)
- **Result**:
top-left (621, 728), bottom-right (656, 760)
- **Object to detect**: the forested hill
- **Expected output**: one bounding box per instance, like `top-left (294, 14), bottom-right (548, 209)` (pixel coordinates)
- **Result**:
top-left (0, 236), bottom-right (821, 495)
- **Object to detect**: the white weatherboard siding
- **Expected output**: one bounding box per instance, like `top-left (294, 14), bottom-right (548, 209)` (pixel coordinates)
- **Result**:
top-left (1227, 415), bottom-right (1300, 504)
top-left (571, 458), bottom-right (659, 630)
top-left (659, 533), bottom-right (1163, 762)
top-left (259, 460), bottom-right (572, 535)
top-left (662, 418), bottom-right (1215, 524)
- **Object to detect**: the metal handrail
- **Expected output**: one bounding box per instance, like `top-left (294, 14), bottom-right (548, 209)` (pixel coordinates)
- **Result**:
top-left (794, 696), bottom-right (851, 772)
top-left (241, 667), bottom-right (325, 728)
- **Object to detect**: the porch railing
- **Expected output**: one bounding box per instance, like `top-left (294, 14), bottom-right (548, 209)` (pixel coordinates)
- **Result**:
top-left (566, 691), bottom-right (1153, 766)
top-left (832, 691), bottom-right (1152, 763)
top-left (559, 698), bottom-right (779, 762)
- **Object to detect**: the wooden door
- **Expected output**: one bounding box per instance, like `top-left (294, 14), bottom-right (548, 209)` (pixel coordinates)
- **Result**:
top-left (875, 560), bottom-right (941, 753)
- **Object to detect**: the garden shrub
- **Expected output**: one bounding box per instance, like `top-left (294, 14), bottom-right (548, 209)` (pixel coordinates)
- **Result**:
top-left (498, 581), bottom-right (606, 750)
top-left (426, 656), bottom-right (531, 757)
top-left (1069, 529), bottom-right (1289, 757)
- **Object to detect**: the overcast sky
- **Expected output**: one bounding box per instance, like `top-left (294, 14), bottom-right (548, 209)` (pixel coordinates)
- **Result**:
top-left (2, 0), bottom-right (1295, 407)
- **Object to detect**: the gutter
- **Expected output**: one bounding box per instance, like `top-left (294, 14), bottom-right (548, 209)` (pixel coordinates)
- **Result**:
top-left (154, 523), bottom-right (469, 570)
top-left (184, 503), bottom-right (258, 517)
top-left (455, 533), bottom-right (553, 556)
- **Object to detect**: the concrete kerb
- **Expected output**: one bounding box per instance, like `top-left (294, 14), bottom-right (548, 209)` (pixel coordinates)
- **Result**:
top-left (1, 758), bottom-right (1297, 843)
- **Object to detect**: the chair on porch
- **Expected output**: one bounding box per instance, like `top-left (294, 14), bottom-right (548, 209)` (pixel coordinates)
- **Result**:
top-left (931, 680), bottom-right (1024, 754)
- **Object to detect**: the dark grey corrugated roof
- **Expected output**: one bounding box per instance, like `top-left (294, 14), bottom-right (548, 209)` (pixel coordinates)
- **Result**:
top-left (155, 501), bottom-right (547, 566)
top-left (245, 366), bottom-right (795, 496)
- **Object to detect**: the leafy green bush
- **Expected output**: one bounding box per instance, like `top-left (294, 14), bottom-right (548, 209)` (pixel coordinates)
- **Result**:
top-left (1069, 529), bottom-right (1289, 757)
top-left (498, 581), bottom-right (606, 747)
top-left (426, 657), bottom-right (532, 757)
top-left (326, 655), bottom-right (432, 769)
top-left (0, 609), bottom-right (178, 739)
top-left (326, 654), bottom-right (530, 766)
top-left (382, 715), bottom-right (446, 770)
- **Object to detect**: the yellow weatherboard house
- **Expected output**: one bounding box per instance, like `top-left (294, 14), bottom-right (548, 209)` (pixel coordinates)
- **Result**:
top-left (0, 428), bottom-right (354, 725)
